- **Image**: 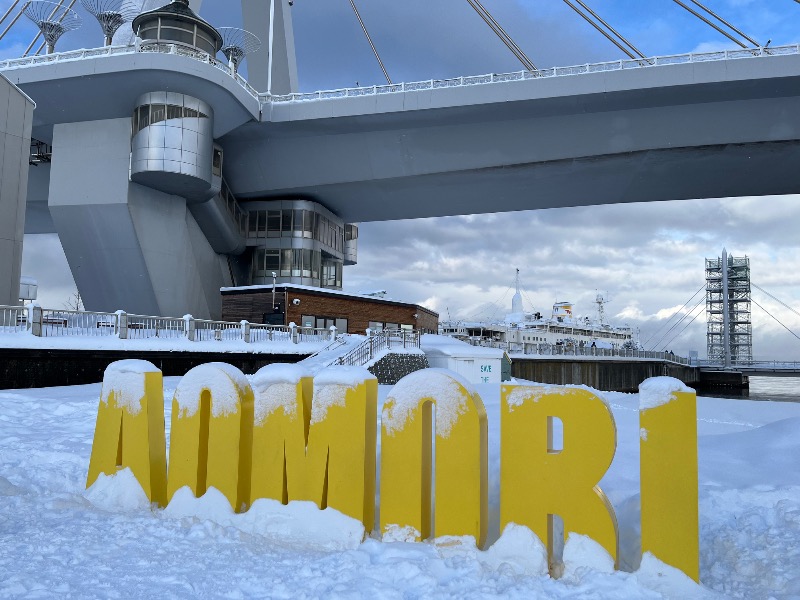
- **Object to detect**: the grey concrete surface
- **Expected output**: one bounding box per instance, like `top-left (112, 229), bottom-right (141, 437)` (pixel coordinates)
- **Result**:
top-left (0, 74), bottom-right (34, 306)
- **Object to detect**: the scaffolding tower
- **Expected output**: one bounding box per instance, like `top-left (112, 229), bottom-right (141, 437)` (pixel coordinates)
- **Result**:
top-left (706, 249), bottom-right (752, 366)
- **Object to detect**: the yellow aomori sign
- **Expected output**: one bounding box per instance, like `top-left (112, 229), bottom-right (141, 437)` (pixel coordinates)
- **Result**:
top-left (87, 361), bottom-right (699, 581)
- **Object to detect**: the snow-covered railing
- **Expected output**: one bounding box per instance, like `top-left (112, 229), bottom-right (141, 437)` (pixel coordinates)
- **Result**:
top-left (1, 40), bottom-right (796, 111)
top-left (698, 360), bottom-right (800, 371)
top-left (262, 44), bottom-right (799, 105)
top-left (0, 305), bottom-right (330, 345)
top-left (490, 340), bottom-right (691, 365)
top-left (0, 305), bottom-right (28, 334)
top-left (335, 329), bottom-right (420, 367)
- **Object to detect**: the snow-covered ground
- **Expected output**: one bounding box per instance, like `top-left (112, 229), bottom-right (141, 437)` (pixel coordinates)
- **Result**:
top-left (1, 377), bottom-right (799, 598)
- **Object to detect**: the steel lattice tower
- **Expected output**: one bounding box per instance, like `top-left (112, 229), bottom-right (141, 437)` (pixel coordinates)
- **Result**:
top-left (706, 249), bottom-right (752, 366)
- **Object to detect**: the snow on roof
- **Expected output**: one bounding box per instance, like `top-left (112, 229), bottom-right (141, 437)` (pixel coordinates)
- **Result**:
top-left (310, 366), bottom-right (376, 425)
top-left (100, 359), bottom-right (160, 415)
top-left (383, 368), bottom-right (477, 438)
top-left (421, 334), bottom-right (505, 359)
top-left (174, 362), bottom-right (251, 418)
top-left (639, 377), bottom-right (695, 411)
top-left (221, 283), bottom-right (436, 312)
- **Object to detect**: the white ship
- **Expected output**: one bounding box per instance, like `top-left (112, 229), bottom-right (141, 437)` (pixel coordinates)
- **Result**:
top-left (439, 270), bottom-right (636, 351)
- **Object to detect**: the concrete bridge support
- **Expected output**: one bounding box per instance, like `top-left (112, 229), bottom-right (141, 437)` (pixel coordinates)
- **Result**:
top-left (0, 76), bottom-right (34, 306)
top-left (47, 118), bottom-right (231, 318)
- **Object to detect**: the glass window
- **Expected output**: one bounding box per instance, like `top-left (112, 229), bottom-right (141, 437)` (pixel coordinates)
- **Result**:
top-left (160, 26), bottom-right (194, 46)
top-left (266, 211), bottom-right (281, 237)
top-left (345, 224), bottom-right (358, 241)
top-left (401, 324), bottom-right (413, 330)
top-left (264, 249), bottom-right (279, 273)
top-left (293, 210), bottom-right (303, 237)
top-left (291, 249), bottom-right (302, 277)
top-left (212, 149), bottom-right (222, 176)
top-left (280, 249), bottom-right (292, 277)
top-left (167, 105), bottom-right (183, 120)
top-left (302, 249), bottom-right (312, 277)
top-left (138, 105), bottom-right (150, 131)
top-left (252, 248), bottom-right (265, 278)
top-left (311, 251), bottom-right (320, 279)
top-left (248, 211), bottom-right (258, 237)
top-left (184, 107), bottom-right (198, 118)
top-left (303, 210), bottom-right (313, 237)
top-left (335, 318), bottom-right (348, 333)
top-left (302, 315), bottom-right (315, 328)
top-left (256, 211), bottom-right (266, 237)
top-left (368, 321), bottom-right (383, 331)
top-left (281, 210), bottom-right (293, 236)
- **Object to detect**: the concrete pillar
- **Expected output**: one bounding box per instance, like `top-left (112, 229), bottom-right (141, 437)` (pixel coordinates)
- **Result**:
top-left (0, 75), bottom-right (34, 306)
top-left (241, 0), bottom-right (298, 94)
top-left (47, 118), bottom-right (228, 319)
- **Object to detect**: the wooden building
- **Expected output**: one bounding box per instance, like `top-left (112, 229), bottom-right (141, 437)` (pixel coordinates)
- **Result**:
top-left (221, 284), bottom-right (438, 334)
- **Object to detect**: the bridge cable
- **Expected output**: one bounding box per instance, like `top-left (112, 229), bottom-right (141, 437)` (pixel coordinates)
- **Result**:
top-left (465, 0), bottom-right (537, 72)
top-left (0, 1), bottom-right (31, 42)
top-left (751, 297), bottom-right (800, 343)
top-left (648, 295), bottom-right (705, 351)
top-left (671, 0), bottom-right (760, 49)
top-left (752, 283), bottom-right (800, 321)
top-left (562, 0), bottom-right (647, 60)
top-left (348, 0), bottom-right (392, 84)
top-left (659, 302), bottom-right (705, 351)
top-left (641, 284), bottom-right (705, 347)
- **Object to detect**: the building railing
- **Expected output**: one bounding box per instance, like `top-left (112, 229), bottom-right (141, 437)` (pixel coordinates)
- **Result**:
top-left (698, 360), bottom-right (800, 371)
top-left (262, 44), bottom-right (800, 105)
top-left (486, 340), bottom-right (691, 365)
top-left (334, 329), bottom-right (421, 367)
top-left (1, 40), bottom-right (796, 110)
top-left (0, 305), bottom-right (334, 346)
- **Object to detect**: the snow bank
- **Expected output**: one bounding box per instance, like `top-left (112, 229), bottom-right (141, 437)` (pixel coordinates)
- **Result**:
top-left (251, 364), bottom-right (310, 425)
top-left (482, 524), bottom-right (549, 576)
top-left (310, 366), bottom-right (375, 425)
top-left (639, 376), bottom-right (694, 410)
top-left (84, 468), bottom-right (152, 512)
top-left (100, 359), bottom-right (159, 415)
top-left (164, 487), bottom-right (364, 551)
top-left (174, 363), bottom-right (250, 418)
top-left (383, 368), bottom-right (475, 437)
top-left (562, 533), bottom-right (615, 580)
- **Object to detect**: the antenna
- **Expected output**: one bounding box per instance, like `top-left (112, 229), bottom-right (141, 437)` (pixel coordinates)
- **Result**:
top-left (80, 0), bottom-right (140, 46)
top-left (23, 0), bottom-right (81, 54)
top-left (218, 27), bottom-right (262, 76)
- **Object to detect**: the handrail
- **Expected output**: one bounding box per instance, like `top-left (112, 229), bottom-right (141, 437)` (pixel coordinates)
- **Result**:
top-left (0, 41), bottom-right (796, 110)
top-left (0, 305), bottom-right (333, 345)
top-left (487, 339), bottom-right (692, 365)
top-left (335, 329), bottom-right (421, 367)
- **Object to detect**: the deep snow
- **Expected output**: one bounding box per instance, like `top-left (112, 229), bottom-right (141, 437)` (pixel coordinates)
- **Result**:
top-left (1, 377), bottom-right (799, 598)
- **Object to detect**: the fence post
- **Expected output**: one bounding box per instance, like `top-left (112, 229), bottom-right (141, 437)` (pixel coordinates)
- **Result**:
top-left (116, 310), bottom-right (128, 339)
top-left (29, 303), bottom-right (42, 337)
top-left (290, 322), bottom-right (298, 344)
top-left (241, 320), bottom-right (251, 343)
top-left (330, 325), bottom-right (337, 342)
top-left (366, 328), bottom-right (374, 360)
top-left (402, 330), bottom-right (406, 349)
top-left (184, 314), bottom-right (195, 342)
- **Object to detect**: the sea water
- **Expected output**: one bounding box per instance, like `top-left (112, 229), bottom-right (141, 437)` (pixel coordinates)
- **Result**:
top-left (712, 376), bottom-right (800, 403)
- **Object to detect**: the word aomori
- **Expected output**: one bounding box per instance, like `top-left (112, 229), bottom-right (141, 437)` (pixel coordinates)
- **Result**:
top-left (87, 360), bottom-right (699, 580)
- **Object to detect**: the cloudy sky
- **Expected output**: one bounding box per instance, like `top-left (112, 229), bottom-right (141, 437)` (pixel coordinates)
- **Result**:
top-left (6, 0), bottom-right (800, 359)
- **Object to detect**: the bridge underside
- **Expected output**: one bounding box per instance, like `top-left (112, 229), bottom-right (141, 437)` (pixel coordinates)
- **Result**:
top-left (226, 139), bottom-right (800, 222)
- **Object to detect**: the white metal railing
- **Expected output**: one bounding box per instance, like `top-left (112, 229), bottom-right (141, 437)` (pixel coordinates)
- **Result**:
top-left (698, 360), bottom-right (800, 371)
top-left (262, 44), bottom-right (800, 105)
top-left (335, 329), bottom-right (421, 367)
top-left (0, 305), bottom-right (28, 334)
top-left (0, 305), bottom-right (334, 346)
top-left (0, 41), bottom-right (796, 110)
top-left (490, 340), bottom-right (691, 365)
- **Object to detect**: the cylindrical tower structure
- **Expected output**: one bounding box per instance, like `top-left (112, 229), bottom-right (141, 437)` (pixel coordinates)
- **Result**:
top-left (131, 0), bottom-right (222, 55)
top-left (130, 91), bottom-right (215, 200)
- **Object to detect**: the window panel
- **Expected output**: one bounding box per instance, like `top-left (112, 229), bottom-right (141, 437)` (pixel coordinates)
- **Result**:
top-left (280, 249), bottom-right (292, 277)
top-left (282, 210), bottom-right (293, 236)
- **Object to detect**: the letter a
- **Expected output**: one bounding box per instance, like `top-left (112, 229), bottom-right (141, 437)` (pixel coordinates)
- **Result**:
top-left (639, 377), bottom-right (699, 581)
top-left (381, 369), bottom-right (488, 546)
top-left (501, 385), bottom-right (618, 571)
top-left (87, 360), bottom-right (167, 506)
top-left (167, 363), bottom-right (254, 513)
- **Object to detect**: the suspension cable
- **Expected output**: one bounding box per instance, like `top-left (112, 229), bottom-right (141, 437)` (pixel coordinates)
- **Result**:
top-left (671, 0), bottom-right (756, 49)
top-left (648, 295), bottom-right (705, 351)
top-left (0, 0), bottom-right (23, 28)
top-left (686, 0), bottom-right (761, 48)
top-left (465, 0), bottom-right (537, 72)
top-left (0, 1), bottom-right (31, 43)
top-left (641, 284), bottom-right (705, 347)
top-left (753, 283), bottom-right (800, 321)
top-left (563, 0), bottom-right (647, 60)
top-left (751, 297), bottom-right (800, 343)
top-left (660, 302), bottom-right (705, 351)
top-left (348, 0), bottom-right (392, 84)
